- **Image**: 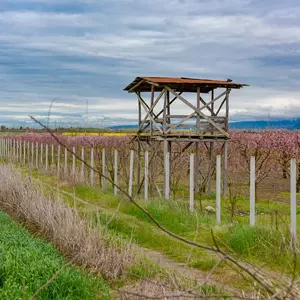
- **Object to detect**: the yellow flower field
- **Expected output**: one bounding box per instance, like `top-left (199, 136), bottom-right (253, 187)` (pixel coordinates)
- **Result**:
top-left (63, 132), bottom-right (135, 137)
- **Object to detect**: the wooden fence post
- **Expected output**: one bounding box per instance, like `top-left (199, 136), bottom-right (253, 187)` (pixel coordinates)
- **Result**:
top-left (72, 146), bottom-right (76, 174)
top-left (40, 143), bottom-right (43, 167)
top-left (144, 151), bottom-right (149, 201)
top-left (11, 139), bottom-right (14, 160)
top-left (57, 145), bottom-right (61, 177)
top-left (90, 147), bottom-right (94, 186)
top-left (250, 156), bottom-right (256, 226)
top-left (164, 151), bottom-right (170, 200)
top-left (23, 141), bottom-right (26, 165)
top-left (101, 148), bottom-right (106, 191)
top-left (64, 147), bottom-right (68, 174)
top-left (190, 153), bottom-right (195, 213)
top-left (16, 140), bottom-right (19, 162)
top-left (35, 142), bottom-right (39, 167)
top-left (290, 158), bottom-right (297, 246)
top-left (31, 142), bottom-right (34, 166)
top-left (51, 144), bottom-right (54, 167)
top-left (128, 150), bottom-right (134, 197)
top-left (216, 155), bottom-right (221, 224)
top-left (19, 140), bottom-right (22, 162)
top-left (114, 149), bottom-right (118, 196)
top-left (81, 146), bottom-right (84, 181)
top-left (45, 144), bottom-right (49, 171)
top-left (28, 142), bottom-right (31, 166)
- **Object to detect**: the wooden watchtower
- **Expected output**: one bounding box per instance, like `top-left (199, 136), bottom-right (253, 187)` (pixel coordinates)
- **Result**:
top-left (124, 77), bottom-right (248, 198)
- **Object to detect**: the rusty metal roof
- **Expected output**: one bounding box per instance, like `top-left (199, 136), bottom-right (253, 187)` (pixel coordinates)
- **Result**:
top-left (124, 76), bottom-right (248, 93)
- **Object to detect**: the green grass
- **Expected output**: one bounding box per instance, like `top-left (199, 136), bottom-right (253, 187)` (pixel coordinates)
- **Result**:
top-left (0, 211), bottom-right (110, 300)
top-left (17, 165), bottom-right (300, 284)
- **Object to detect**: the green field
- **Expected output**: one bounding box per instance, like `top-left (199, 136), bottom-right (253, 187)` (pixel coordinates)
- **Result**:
top-left (0, 211), bottom-right (110, 300)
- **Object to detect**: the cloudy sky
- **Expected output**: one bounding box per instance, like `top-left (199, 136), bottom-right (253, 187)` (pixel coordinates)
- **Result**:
top-left (1, 0), bottom-right (300, 127)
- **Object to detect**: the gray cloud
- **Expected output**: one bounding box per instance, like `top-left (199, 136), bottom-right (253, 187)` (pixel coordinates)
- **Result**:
top-left (0, 0), bottom-right (300, 126)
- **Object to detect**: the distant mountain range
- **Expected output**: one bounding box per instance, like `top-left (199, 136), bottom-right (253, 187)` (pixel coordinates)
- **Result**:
top-left (109, 119), bottom-right (300, 130)
top-left (229, 118), bottom-right (300, 130)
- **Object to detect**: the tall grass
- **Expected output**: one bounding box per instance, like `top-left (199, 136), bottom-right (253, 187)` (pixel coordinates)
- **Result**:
top-left (0, 165), bottom-right (134, 280)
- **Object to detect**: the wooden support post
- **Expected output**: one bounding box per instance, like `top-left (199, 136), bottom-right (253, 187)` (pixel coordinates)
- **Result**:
top-left (166, 90), bottom-right (170, 122)
top-left (114, 149), bottom-right (118, 196)
top-left (216, 155), bottom-right (221, 224)
top-left (101, 148), bottom-right (106, 190)
top-left (290, 158), bottom-right (297, 246)
top-left (144, 151), bottom-right (149, 201)
top-left (190, 153), bottom-right (195, 213)
top-left (163, 90), bottom-right (167, 133)
top-left (208, 89), bottom-right (215, 194)
top-left (128, 150), bottom-right (134, 197)
top-left (223, 141), bottom-right (229, 199)
top-left (90, 147), bottom-right (94, 186)
top-left (225, 89), bottom-right (230, 131)
top-left (64, 147), bottom-right (68, 174)
top-left (81, 146), bottom-right (85, 181)
top-left (72, 146), bottom-right (76, 174)
top-left (150, 86), bottom-right (155, 136)
top-left (250, 156), bottom-right (256, 226)
top-left (137, 141), bottom-right (141, 194)
top-left (164, 143), bottom-right (170, 200)
top-left (195, 87), bottom-right (200, 194)
top-left (137, 94), bottom-right (142, 192)
top-left (45, 144), bottom-right (49, 171)
top-left (57, 145), bottom-right (61, 177)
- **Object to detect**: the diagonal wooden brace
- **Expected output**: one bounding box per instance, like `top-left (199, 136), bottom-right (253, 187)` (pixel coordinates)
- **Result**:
top-left (164, 85), bottom-right (229, 137)
top-left (137, 89), bottom-right (165, 132)
top-left (136, 93), bottom-right (163, 134)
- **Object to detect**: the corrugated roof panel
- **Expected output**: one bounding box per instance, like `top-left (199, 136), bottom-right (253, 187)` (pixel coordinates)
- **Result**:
top-left (124, 76), bottom-right (248, 92)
